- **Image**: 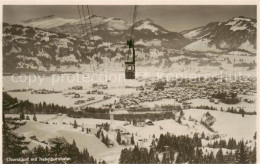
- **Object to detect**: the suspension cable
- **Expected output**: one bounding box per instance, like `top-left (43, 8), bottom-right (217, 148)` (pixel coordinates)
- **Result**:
top-left (81, 6), bottom-right (92, 70)
top-left (86, 6), bottom-right (95, 47)
top-left (81, 5), bottom-right (89, 40)
top-left (76, 5), bottom-right (87, 68)
top-left (130, 5), bottom-right (138, 39)
top-left (86, 5), bottom-right (99, 69)
top-left (127, 7), bottom-right (133, 61)
top-left (77, 5), bottom-right (85, 40)
top-left (78, 6), bottom-right (94, 71)
top-left (127, 5), bottom-right (138, 61)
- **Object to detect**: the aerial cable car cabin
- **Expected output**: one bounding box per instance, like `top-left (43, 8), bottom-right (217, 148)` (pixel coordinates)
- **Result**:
top-left (125, 39), bottom-right (135, 79)
top-left (125, 5), bottom-right (138, 80)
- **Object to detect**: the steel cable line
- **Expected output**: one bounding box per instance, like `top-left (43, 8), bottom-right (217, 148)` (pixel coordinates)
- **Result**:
top-left (77, 5), bottom-right (86, 40)
top-left (77, 5), bottom-right (94, 72)
top-left (127, 5), bottom-right (138, 61)
top-left (130, 5), bottom-right (138, 39)
top-left (85, 5), bottom-right (99, 70)
top-left (81, 5), bottom-right (89, 40)
top-left (81, 5), bottom-right (94, 71)
top-left (127, 7), bottom-right (133, 61)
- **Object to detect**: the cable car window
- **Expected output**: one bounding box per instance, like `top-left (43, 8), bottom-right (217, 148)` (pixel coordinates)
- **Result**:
top-left (128, 65), bottom-right (132, 71)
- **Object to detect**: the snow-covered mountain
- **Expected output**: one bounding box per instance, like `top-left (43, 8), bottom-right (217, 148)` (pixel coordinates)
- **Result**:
top-left (22, 15), bottom-right (77, 29)
top-left (21, 15), bottom-right (256, 53)
top-left (3, 15), bottom-right (257, 73)
top-left (3, 22), bottom-right (189, 73)
top-left (124, 19), bottom-right (190, 49)
top-left (21, 15), bottom-right (190, 49)
top-left (22, 15), bottom-right (131, 45)
top-left (50, 15), bottom-right (130, 34)
top-left (182, 16), bottom-right (256, 54)
top-left (23, 15), bottom-right (130, 31)
top-left (133, 19), bottom-right (169, 34)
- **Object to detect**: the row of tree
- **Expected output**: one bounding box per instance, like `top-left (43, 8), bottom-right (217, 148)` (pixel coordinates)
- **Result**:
top-left (24, 139), bottom-right (97, 163)
top-left (207, 138), bottom-right (246, 150)
top-left (119, 133), bottom-right (256, 163)
top-left (69, 110), bottom-right (176, 122)
top-left (192, 105), bottom-right (256, 116)
top-left (226, 107), bottom-right (256, 115)
top-left (4, 92), bottom-right (177, 122)
top-left (194, 105), bottom-right (218, 111)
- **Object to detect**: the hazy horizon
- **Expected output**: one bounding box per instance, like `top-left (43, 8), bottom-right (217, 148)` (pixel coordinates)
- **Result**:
top-left (3, 5), bottom-right (256, 32)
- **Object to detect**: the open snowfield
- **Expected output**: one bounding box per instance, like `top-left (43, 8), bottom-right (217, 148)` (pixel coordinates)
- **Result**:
top-left (3, 74), bottom-right (141, 108)
top-left (6, 91), bottom-right (120, 108)
top-left (6, 108), bottom-right (256, 163)
top-left (6, 114), bottom-right (126, 163)
top-left (3, 74), bottom-right (144, 91)
top-left (184, 109), bottom-right (256, 141)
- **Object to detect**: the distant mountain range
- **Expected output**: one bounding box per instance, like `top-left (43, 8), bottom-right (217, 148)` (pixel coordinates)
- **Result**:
top-left (22, 15), bottom-right (190, 49)
top-left (20, 15), bottom-right (256, 53)
top-left (182, 16), bottom-right (256, 53)
top-left (2, 15), bottom-right (256, 73)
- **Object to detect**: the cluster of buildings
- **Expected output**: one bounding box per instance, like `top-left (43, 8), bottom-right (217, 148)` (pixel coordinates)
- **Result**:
top-left (114, 77), bottom-right (256, 110)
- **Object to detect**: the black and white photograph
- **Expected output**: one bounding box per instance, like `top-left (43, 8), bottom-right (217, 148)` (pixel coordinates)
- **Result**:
top-left (1, 2), bottom-right (258, 164)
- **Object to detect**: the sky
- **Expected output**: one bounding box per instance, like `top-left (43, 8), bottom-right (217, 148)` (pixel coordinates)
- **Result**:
top-left (3, 5), bottom-right (256, 32)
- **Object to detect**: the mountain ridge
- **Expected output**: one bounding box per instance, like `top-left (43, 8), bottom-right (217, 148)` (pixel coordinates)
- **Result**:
top-left (2, 15), bottom-right (256, 73)
top-left (182, 16), bottom-right (256, 53)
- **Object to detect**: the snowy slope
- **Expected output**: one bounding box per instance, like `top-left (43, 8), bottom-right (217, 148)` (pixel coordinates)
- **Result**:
top-left (225, 17), bottom-right (256, 31)
top-left (182, 16), bottom-right (256, 53)
top-left (184, 109), bottom-right (256, 141)
top-left (184, 38), bottom-right (222, 52)
top-left (183, 27), bottom-right (204, 40)
top-left (6, 110), bottom-right (256, 164)
top-left (134, 19), bottom-right (168, 34)
top-left (22, 15), bottom-right (77, 29)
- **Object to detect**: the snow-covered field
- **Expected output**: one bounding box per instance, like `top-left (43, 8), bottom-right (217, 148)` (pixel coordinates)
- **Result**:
top-left (183, 109), bottom-right (256, 141)
top-left (6, 114), bottom-right (125, 163)
top-left (3, 75), bottom-right (143, 108)
top-left (6, 91), bottom-right (119, 108)
top-left (3, 74), bottom-right (144, 91)
top-left (6, 108), bottom-right (256, 163)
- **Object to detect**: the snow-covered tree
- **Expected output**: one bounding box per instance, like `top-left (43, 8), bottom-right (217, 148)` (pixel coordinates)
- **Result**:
top-left (117, 130), bottom-right (121, 144)
top-left (3, 92), bottom-right (29, 160)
